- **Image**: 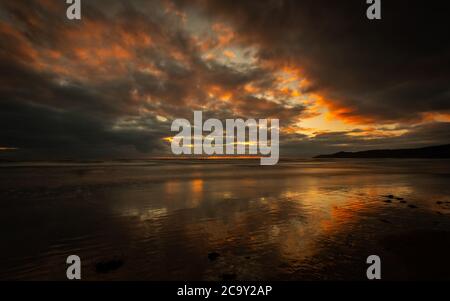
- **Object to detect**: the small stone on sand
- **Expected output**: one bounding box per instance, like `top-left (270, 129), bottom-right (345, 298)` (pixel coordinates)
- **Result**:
top-left (95, 258), bottom-right (124, 274)
top-left (208, 252), bottom-right (220, 261)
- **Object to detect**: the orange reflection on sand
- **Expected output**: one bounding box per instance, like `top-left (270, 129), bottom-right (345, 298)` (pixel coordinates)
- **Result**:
top-left (164, 180), bottom-right (181, 196)
top-left (191, 179), bottom-right (203, 194)
top-left (320, 204), bottom-right (358, 233)
top-left (189, 179), bottom-right (204, 207)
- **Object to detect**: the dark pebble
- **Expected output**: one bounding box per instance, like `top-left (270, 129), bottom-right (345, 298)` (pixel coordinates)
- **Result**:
top-left (379, 219), bottom-right (391, 224)
top-left (208, 252), bottom-right (220, 261)
top-left (436, 201), bottom-right (443, 205)
top-left (400, 200), bottom-right (407, 204)
top-left (396, 197), bottom-right (404, 201)
top-left (386, 195), bottom-right (394, 199)
top-left (384, 200), bottom-right (392, 203)
top-left (95, 259), bottom-right (124, 274)
top-left (408, 205), bottom-right (418, 209)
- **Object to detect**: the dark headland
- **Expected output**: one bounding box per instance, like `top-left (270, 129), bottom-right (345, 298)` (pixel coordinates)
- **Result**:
top-left (315, 144), bottom-right (450, 159)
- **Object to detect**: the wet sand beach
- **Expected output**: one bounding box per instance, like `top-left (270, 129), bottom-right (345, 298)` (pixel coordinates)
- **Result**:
top-left (0, 159), bottom-right (450, 280)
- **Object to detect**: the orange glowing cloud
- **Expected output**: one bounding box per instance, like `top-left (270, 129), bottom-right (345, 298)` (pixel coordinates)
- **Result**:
top-left (223, 50), bottom-right (236, 59)
top-left (317, 97), bottom-right (376, 125)
top-left (421, 112), bottom-right (450, 123)
top-left (212, 23), bottom-right (235, 47)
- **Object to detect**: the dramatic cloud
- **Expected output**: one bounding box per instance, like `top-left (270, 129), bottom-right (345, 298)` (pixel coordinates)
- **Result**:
top-left (0, 0), bottom-right (448, 158)
top-left (178, 0), bottom-right (450, 122)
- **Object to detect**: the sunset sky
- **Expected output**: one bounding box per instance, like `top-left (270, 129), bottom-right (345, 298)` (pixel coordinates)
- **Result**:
top-left (0, 0), bottom-right (449, 159)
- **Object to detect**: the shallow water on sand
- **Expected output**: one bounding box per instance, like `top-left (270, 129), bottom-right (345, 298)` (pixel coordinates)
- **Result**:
top-left (1, 159), bottom-right (450, 280)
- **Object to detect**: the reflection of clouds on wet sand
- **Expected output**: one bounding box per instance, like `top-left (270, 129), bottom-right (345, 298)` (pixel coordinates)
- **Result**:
top-left (1, 159), bottom-right (450, 280)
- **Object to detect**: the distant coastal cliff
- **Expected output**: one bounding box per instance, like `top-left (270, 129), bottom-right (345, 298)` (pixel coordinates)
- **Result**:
top-left (315, 144), bottom-right (450, 159)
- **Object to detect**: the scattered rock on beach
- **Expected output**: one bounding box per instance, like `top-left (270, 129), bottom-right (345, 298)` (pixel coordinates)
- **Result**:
top-left (384, 200), bottom-right (392, 203)
top-left (408, 204), bottom-right (418, 209)
top-left (208, 252), bottom-right (220, 261)
top-left (383, 194), bottom-right (407, 201)
top-left (400, 200), bottom-right (407, 204)
top-left (95, 258), bottom-right (124, 274)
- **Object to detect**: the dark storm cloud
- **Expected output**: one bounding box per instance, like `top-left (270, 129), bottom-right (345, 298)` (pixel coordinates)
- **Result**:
top-left (0, 0), bottom-right (306, 158)
top-left (0, 98), bottom-right (164, 158)
top-left (0, 0), bottom-right (174, 158)
top-left (0, 0), bottom-right (449, 159)
top-left (178, 0), bottom-right (450, 123)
